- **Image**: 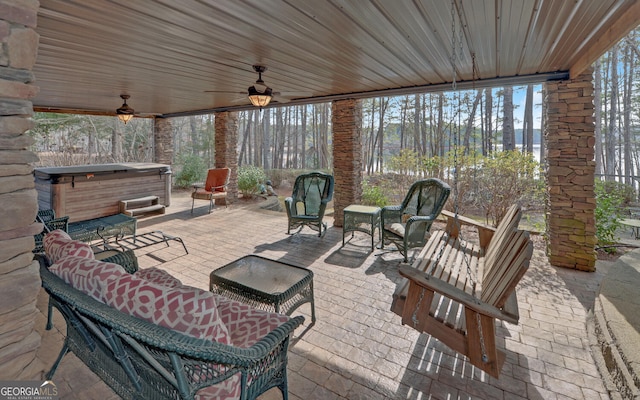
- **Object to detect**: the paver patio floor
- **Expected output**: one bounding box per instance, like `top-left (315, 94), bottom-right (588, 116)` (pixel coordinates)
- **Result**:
top-left (35, 192), bottom-right (612, 399)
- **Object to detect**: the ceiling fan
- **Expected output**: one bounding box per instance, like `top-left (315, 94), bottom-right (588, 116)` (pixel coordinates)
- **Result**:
top-left (205, 65), bottom-right (310, 107)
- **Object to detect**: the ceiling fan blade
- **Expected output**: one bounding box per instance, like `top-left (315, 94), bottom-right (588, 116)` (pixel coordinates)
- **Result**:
top-left (278, 91), bottom-right (313, 96)
top-left (272, 91), bottom-right (313, 103)
top-left (272, 95), bottom-right (291, 103)
top-left (204, 90), bottom-right (246, 94)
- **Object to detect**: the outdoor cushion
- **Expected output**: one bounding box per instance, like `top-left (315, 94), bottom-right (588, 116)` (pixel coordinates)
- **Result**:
top-left (44, 229), bottom-right (95, 263)
top-left (135, 267), bottom-right (182, 288)
top-left (102, 274), bottom-right (230, 344)
top-left (49, 256), bottom-right (125, 301)
top-left (385, 223), bottom-right (406, 238)
top-left (204, 168), bottom-right (229, 192)
top-left (214, 294), bottom-right (290, 348)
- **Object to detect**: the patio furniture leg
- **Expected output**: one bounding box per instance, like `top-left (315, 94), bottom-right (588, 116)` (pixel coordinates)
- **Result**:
top-left (46, 342), bottom-right (69, 380)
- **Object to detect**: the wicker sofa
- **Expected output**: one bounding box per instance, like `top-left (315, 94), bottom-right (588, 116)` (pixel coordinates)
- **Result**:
top-left (38, 230), bottom-right (303, 400)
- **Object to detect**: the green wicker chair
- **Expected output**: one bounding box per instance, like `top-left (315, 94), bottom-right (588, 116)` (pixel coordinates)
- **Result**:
top-left (285, 172), bottom-right (334, 236)
top-left (381, 178), bottom-right (451, 263)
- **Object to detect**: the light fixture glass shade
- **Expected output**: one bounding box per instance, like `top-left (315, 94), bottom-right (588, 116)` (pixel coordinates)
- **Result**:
top-left (117, 113), bottom-right (134, 124)
top-left (248, 86), bottom-right (273, 107)
top-left (116, 95), bottom-right (134, 124)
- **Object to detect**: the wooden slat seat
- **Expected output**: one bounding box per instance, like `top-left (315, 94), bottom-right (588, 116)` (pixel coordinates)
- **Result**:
top-left (392, 204), bottom-right (533, 378)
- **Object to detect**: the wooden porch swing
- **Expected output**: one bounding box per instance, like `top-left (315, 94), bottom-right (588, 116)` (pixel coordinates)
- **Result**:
top-left (390, 5), bottom-right (533, 377)
top-left (391, 204), bottom-right (533, 377)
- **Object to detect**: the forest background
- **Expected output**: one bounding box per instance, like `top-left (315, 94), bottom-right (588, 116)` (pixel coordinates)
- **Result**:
top-left (29, 28), bottom-right (640, 245)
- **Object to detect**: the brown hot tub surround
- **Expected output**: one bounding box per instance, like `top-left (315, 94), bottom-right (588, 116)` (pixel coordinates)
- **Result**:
top-left (34, 163), bottom-right (171, 223)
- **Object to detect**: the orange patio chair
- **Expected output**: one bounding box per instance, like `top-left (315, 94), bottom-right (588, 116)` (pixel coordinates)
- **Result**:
top-left (191, 168), bottom-right (230, 214)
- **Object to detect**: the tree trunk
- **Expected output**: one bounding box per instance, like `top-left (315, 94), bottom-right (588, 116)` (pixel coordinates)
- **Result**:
top-left (463, 90), bottom-right (482, 154)
top-left (189, 116), bottom-right (198, 155)
top-left (367, 99), bottom-right (376, 174)
top-left (605, 45), bottom-right (618, 181)
top-left (524, 84), bottom-right (534, 153)
top-left (594, 60), bottom-right (603, 176)
top-left (415, 94), bottom-right (424, 155)
top-left (502, 86), bottom-right (515, 151)
top-left (301, 106), bottom-right (307, 169)
top-left (262, 109), bottom-right (271, 169)
top-left (238, 111), bottom-right (252, 166)
top-left (376, 98), bottom-right (388, 173)
top-left (484, 88), bottom-right (493, 155)
top-left (437, 93), bottom-right (445, 157)
top-left (623, 42), bottom-right (633, 186)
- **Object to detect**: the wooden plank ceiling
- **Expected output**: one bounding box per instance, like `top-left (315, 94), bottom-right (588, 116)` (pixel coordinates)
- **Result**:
top-left (32, 0), bottom-right (640, 117)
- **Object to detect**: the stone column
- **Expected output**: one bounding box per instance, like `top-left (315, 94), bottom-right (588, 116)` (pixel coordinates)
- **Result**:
top-left (544, 68), bottom-right (597, 272)
top-left (332, 99), bottom-right (363, 227)
top-left (153, 117), bottom-right (173, 165)
top-left (0, 0), bottom-right (45, 379)
top-left (214, 111), bottom-right (238, 203)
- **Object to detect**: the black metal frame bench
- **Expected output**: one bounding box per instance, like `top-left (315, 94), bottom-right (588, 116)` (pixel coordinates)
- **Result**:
top-left (68, 213), bottom-right (137, 243)
top-left (103, 230), bottom-right (188, 254)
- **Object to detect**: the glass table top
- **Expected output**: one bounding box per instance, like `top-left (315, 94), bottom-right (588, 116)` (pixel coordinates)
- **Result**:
top-left (212, 255), bottom-right (310, 295)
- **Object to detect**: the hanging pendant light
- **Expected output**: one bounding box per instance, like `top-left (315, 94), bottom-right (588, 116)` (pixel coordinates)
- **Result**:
top-left (247, 65), bottom-right (273, 108)
top-left (248, 85), bottom-right (273, 108)
top-left (116, 94), bottom-right (134, 124)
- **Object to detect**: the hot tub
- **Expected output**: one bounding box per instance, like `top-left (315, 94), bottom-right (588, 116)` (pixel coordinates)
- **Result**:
top-left (34, 163), bottom-right (171, 223)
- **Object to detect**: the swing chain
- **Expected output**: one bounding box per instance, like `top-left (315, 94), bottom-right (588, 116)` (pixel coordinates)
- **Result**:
top-left (475, 313), bottom-right (489, 363)
top-left (411, 287), bottom-right (426, 327)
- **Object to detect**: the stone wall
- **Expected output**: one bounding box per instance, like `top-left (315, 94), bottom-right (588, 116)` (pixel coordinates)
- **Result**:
top-left (544, 68), bottom-right (597, 271)
top-left (332, 99), bottom-right (363, 227)
top-left (214, 112), bottom-right (238, 203)
top-left (0, 0), bottom-right (45, 379)
top-left (153, 117), bottom-right (174, 165)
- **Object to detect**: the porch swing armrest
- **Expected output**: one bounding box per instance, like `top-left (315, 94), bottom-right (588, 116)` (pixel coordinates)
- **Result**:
top-left (441, 210), bottom-right (495, 250)
top-left (398, 265), bottom-right (518, 324)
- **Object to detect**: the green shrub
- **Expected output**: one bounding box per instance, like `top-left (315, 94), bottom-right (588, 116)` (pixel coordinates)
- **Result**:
top-left (238, 165), bottom-right (267, 198)
top-left (595, 180), bottom-right (625, 246)
top-left (362, 180), bottom-right (389, 207)
top-left (471, 150), bottom-right (542, 226)
top-left (174, 154), bottom-right (206, 188)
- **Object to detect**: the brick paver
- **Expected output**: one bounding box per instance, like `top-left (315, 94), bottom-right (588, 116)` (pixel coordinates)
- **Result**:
top-left (35, 192), bottom-right (611, 399)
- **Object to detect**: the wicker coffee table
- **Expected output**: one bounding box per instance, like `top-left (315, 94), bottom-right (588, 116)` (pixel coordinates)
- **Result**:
top-left (209, 255), bottom-right (316, 323)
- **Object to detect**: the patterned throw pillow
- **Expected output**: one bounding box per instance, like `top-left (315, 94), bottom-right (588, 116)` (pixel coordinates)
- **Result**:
top-left (135, 267), bottom-right (182, 288)
top-left (102, 274), bottom-right (230, 344)
top-left (44, 229), bottom-right (94, 263)
top-left (213, 294), bottom-right (289, 348)
top-left (49, 256), bottom-right (125, 301)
